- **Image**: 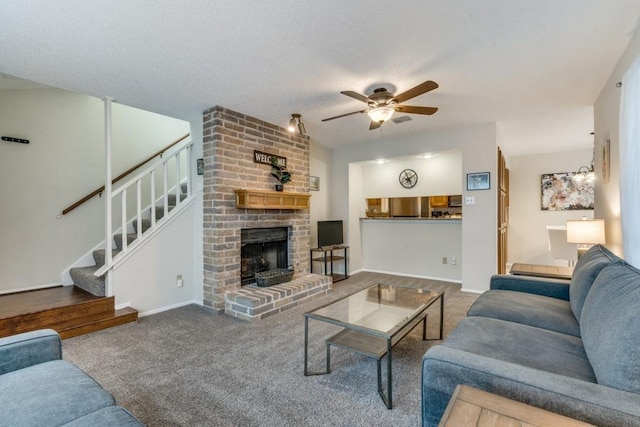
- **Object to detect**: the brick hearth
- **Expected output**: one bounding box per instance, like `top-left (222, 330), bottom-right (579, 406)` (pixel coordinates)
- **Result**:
top-left (202, 106), bottom-right (319, 315)
top-left (225, 274), bottom-right (332, 321)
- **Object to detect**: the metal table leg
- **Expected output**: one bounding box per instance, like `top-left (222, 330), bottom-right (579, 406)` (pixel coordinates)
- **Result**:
top-left (424, 293), bottom-right (444, 341)
top-left (377, 338), bottom-right (393, 409)
top-left (439, 293), bottom-right (444, 340)
top-left (304, 316), bottom-right (330, 376)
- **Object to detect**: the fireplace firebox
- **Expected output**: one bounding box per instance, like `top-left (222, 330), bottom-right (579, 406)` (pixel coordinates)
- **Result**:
top-left (240, 227), bottom-right (289, 286)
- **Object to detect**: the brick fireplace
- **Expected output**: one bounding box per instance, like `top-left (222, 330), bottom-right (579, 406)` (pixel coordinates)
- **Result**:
top-left (240, 226), bottom-right (289, 286)
top-left (202, 106), bottom-right (327, 315)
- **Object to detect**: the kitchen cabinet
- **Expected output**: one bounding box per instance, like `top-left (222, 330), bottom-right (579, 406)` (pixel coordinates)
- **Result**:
top-left (430, 196), bottom-right (449, 207)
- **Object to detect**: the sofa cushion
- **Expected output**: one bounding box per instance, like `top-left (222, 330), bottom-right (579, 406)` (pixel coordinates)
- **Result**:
top-left (441, 316), bottom-right (596, 382)
top-left (581, 262), bottom-right (640, 393)
top-left (64, 406), bottom-right (144, 427)
top-left (0, 329), bottom-right (62, 375)
top-left (570, 245), bottom-right (621, 321)
top-left (0, 360), bottom-right (115, 426)
top-left (467, 290), bottom-right (580, 336)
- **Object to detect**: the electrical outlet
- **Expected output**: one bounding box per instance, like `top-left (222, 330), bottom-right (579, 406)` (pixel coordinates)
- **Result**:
top-left (451, 257), bottom-right (457, 265)
top-left (442, 257), bottom-right (448, 264)
top-left (176, 274), bottom-right (183, 287)
top-left (465, 196), bottom-right (475, 205)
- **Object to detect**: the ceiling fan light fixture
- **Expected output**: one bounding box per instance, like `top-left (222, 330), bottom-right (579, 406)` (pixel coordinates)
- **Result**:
top-left (367, 106), bottom-right (395, 124)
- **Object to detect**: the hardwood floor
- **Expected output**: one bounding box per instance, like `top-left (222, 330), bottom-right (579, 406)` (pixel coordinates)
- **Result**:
top-left (0, 286), bottom-right (138, 339)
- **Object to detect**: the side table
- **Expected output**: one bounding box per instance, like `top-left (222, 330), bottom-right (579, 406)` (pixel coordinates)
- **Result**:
top-left (439, 385), bottom-right (593, 426)
top-left (510, 263), bottom-right (573, 280)
top-left (310, 246), bottom-right (349, 282)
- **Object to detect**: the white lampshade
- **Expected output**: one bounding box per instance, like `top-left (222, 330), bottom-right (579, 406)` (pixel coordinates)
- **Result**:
top-left (566, 219), bottom-right (606, 244)
top-left (367, 106), bottom-right (395, 123)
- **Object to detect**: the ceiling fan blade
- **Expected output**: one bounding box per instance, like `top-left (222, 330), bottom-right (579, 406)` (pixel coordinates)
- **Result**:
top-left (395, 105), bottom-right (438, 115)
top-left (340, 91), bottom-right (371, 104)
top-left (369, 120), bottom-right (382, 131)
top-left (393, 80), bottom-right (438, 104)
top-left (321, 109), bottom-right (367, 122)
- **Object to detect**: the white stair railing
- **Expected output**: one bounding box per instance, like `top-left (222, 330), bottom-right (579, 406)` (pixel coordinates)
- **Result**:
top-left (94, 136), bottom-right (194, 281)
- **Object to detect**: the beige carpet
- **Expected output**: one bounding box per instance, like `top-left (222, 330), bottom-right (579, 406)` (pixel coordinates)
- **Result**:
top-left (63, 272), bottom-right (478, 427)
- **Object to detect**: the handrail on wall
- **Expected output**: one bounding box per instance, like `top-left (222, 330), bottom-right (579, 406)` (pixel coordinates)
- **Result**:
top-left (61, 133), bottom-right (190, 215)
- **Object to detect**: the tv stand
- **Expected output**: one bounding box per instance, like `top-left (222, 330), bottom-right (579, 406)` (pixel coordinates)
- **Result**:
top-left (310, 246), bottom-right (349, 283)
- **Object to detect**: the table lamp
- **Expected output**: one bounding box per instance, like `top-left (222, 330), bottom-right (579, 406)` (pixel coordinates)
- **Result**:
top-left (566, 218), bottom-right (606, 259)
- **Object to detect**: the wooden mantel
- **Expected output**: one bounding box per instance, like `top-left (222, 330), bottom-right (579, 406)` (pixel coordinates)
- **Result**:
top-left (235, 189), bottom-right (311, 210)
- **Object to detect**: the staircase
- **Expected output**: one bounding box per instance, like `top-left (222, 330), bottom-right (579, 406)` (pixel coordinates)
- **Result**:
top-left (0, 136), bottom-right (194, 339)
top-left (69, 184), bottom-right (187, 297)
top-left (0, 185), bottom-right (188, 339)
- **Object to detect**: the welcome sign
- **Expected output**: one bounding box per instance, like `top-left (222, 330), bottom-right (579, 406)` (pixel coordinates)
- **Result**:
top-left (253, 150), bottom-right (287, 168)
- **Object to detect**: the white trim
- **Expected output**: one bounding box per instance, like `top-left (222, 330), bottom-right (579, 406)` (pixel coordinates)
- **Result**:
top-left (104, 97), bottom-right (114, 296)
top-left (138, 299), bottom-right (202, 317)
top-left (109, 197), bottom-right (195, 273)
top-left (62, 181), bottom-right (192, 283)
top-left (0, 282), bottom-right (65, 295)
top-left (360, 268), bottom-right (462, 284)
top-left (460, 287), bottom-right (484, 294)
top-left (115, 301), bottom-right (134, 310)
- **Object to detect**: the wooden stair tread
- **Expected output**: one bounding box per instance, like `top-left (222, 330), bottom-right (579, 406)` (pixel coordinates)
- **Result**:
top-left (0, 286), bottom-right (138, 339)
top-left (54, 307), bottom-right (138, 339)
top-left (0, 286), bottom-right (101, 319)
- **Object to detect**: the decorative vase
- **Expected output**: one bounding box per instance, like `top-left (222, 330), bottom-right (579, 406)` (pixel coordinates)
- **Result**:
top-left (275, 184), bottom-right (284, 192)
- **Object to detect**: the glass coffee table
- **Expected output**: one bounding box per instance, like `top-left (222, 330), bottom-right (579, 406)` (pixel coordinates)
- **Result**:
top-left (304, 283), bottom-right (444, 409)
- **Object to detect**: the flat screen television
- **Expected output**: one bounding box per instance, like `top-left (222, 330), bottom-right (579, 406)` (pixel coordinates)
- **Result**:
top-left (318, 220), bottom-right (344, 248)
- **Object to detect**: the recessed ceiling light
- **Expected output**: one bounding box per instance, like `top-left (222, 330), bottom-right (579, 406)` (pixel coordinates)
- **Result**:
top-left (373, 159), bottom-right (388, 165)
top-left (418, 153), bottom-right (435, 159)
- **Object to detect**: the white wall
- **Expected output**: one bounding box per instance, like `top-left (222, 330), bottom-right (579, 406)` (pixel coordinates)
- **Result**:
top-left (361, 220), bottom-right (462, 281)
top-left (113, 202), bottom-right (196, 315)
top-left (594, 28), bottom-right (640, 256)
top-left (508, 150), bottom-right (594, 266)
top-left (331, 123), bottom-right (498, 293)
top-left (0, 88), bottom-right (189, 292)
top-left (309, 140), bottom-right (331, 247)
top-left (348, 162), bottom-right (364, 274)
top-left (359, 150), bottom-right (462, 199)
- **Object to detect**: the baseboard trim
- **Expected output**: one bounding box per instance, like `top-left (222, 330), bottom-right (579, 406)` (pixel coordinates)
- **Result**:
top-left (0, 282), bottom-right (65, 295)
top-left (460, 287), bottom-right (484, 294)
top-left (137, 299), bottom-right (202, 318)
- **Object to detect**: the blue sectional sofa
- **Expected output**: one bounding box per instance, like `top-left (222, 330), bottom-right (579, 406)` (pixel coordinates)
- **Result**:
top-left (0, 329), bottom-right (144, 426)
top-left (422, 245), bottom-right (640, 426)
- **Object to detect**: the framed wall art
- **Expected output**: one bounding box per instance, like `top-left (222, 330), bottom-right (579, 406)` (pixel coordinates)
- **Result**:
top-left (467, 172), bottom-right (490, 190)
top-left (541, 172), bottom-right (594, 210)
top-left (309, 176), bottom-right (320, 191)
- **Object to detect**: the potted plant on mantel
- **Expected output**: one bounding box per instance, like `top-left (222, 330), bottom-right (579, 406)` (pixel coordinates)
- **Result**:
top-left (270, 157), bottom-right (292, 191)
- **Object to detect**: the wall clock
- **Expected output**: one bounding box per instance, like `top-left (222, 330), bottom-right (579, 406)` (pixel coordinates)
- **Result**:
top-left (399, 169), bottom-right (418, 188)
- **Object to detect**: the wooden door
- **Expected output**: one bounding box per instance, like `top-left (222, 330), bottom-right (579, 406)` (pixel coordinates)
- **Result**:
top-left (497, 148), bottom-right (509, 274)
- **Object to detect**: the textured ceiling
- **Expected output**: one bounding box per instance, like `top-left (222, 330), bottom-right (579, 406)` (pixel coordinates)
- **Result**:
top-left (1, 1), bottom-right (639, 156)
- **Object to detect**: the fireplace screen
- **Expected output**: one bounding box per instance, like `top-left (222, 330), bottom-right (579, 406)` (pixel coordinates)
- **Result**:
top-left (241, 227), bottom-right (289, 286)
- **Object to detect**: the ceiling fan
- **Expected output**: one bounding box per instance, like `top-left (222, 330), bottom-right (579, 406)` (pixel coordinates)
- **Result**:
top-left (322, 80), bottom-right (439, 130)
